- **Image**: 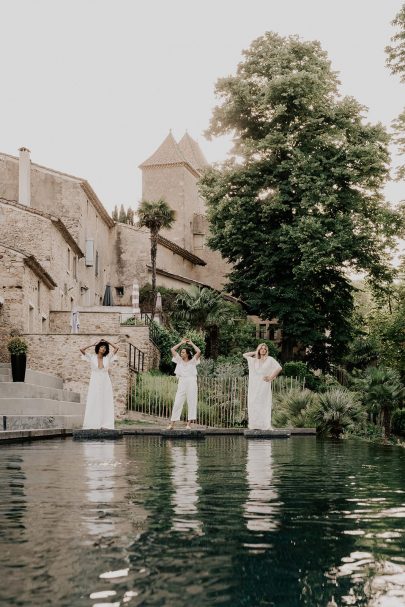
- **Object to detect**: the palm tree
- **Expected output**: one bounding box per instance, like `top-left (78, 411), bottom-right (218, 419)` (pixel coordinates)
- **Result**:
top-left (138, 199), bottom-right (175, 320)
top-left (313, 388), bottom-right (365, 439)
top-left (362, 367), bottom-right (404, 439)
top-left (173, 287), bottom-right (233, 358)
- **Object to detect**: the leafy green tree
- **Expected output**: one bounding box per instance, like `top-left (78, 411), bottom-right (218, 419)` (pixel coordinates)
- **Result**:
top-left (200, 32), bottom-right (402, 370)
top-left (173, 287), bottom-right (234, 359)
top-left (137, 199), bottom-right (176, 320)
top-left (360, 366), bottom-right (404, 439)
top-left (386, 2), bottom-right (405, 179)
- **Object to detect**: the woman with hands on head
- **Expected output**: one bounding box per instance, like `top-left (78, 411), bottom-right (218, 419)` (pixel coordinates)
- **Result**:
top-left (80, 338), bottom-right (119, 430)
top-left (167, 337), bottom-right (201, 430)
top-left (243, 343), bottom-right (282, 430)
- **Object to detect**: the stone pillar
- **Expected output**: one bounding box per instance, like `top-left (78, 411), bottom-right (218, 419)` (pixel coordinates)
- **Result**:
top-left (132, 281), bottom-right (141, 316)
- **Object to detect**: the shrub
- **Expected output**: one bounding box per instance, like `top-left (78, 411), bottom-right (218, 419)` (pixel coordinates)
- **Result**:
top-left (313, 388), bottom-right (365, 438)
top-left (7, 337), bottom-right (28, 356)
top-left (391, 409), bottom-right (405, 437)
top-left (283, 361), bottom-right (308, 379)
top-left (273, 389), bottom-right (318, 428)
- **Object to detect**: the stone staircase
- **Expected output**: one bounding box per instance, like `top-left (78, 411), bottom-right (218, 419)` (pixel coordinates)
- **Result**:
top-left (0, 363), bottom-right (85, 431)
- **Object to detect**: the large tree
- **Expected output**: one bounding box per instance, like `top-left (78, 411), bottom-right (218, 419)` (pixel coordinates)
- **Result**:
top-left (386, 2), bottom-right (405, 179)
top-left (138, 199), bottom-right (175, 320)
top-left (200, 32), bottom-right (402, 369)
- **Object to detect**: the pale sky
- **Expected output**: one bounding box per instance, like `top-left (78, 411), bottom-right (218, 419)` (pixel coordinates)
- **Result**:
top-left (0, 0), bottom-right (403, 213)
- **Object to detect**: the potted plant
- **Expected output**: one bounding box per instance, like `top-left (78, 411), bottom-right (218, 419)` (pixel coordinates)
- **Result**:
top-left (7, 336), bottom-right (28, 382)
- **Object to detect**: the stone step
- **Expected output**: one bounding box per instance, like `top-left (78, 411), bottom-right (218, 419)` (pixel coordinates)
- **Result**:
top-left (0, 398), bottom-right (85, 416)
top-left (0, 383), bottom-right (81, 402)
top-left (0, 366), bottom-right (63, 389)
top-left (2, 415), bottom-right (83, 431)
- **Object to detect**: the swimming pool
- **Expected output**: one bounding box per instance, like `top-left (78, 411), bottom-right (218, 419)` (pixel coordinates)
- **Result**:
top-left (0, 436), bottom-right (404, 606)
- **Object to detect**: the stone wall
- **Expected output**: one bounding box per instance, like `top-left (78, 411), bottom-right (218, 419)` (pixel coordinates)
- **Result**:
top-left (50, 310), bottom-right (121, 334)
top-left (21, 333), bottom-right (129, 416)
top-left (0, 244), bottom-right (55, 343)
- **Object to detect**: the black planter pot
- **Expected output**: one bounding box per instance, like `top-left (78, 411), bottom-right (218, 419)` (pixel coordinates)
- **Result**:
top-left (11, 354), bottom-right (27, 382)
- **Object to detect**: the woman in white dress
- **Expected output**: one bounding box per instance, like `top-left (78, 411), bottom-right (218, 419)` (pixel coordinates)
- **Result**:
top-left (243, 343), bottom-right (282, 430)
top-left (167, 338), bottom-right (201, 430)
top-left (80, 339), bottom-right (119, 430)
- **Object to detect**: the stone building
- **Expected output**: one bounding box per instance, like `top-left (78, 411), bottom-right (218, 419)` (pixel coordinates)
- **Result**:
top-left (0, 134), bottom-right (232, 418)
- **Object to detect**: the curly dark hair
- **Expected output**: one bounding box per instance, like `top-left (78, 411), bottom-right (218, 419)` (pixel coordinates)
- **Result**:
top-left (180, 347), bottom-right (193, 361)
top-left (95, 341), bottom-right (110, 356)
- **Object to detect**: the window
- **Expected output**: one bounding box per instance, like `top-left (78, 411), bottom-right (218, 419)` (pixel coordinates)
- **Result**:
top-left (28, 304), bottom-right (34, 333)
top-left (259, 324), bottom-right (267, 339)
top-left (95, 251), bottom-right (99, 277)
top-left (268, 326), bottom-right (275, 341)
top-left (85, 239), bottom-right (94, 266)
top-left (116, 286), bottom-right (124, 297)
top-left (37, 281), bottom-right (40, 309)
top-left (41, 316), bottom-right (47, 333)
top-left (73, 256), bottom-right (77, 280)
top-left (67, 248), bottom-right (71, 272)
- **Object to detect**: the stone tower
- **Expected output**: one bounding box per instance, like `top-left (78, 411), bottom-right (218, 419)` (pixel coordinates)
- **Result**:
top-left (139, 132), bottom-right (209, 253)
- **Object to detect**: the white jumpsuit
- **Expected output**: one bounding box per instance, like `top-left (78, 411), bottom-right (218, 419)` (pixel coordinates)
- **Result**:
top-left (170, 354), bottom-right (200, 422)
top-left (81, 352), bottom-right (117, 429)
top-left (244, 355), bottom-right (282, 430)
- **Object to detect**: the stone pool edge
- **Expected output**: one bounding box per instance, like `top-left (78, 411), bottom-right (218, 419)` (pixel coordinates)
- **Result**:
top-left (0, 426), bottom-right (316, 444)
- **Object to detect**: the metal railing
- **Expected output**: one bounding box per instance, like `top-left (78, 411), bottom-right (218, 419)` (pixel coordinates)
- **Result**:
top-left (128, 343), bottom-right (145, 374)
top-left (127, 374), bottom-right (305, 428)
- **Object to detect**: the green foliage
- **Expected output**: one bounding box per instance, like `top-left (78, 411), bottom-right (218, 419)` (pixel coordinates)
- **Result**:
top-left (201, 31), bottom-right (402, 369)
top-left (273, 388), bottom-right (318, 428)
top-left (357, 366), bottom-right (404, 438)
top-left (139, 284), bottom-right (180, 315)
top-left (343, 336), bottom-right (380, 372)
top-left (391, 408), bottom-right (405, 437)
top-left (312, 388), bottom-right (365, 438)
top-left (7, 337), bottom-right (28, 355)
top-left (386, 3), bottom-right (405, 83)
top-left (112, 204), bottom-right (135, 225)
top-left (172, 287), bottom-right (236, 358)
top-left (137, 198), bottom-right (176, 234)
top-left (283, 361), bottom-right (308, 379)
top-left (152, 323), bottom-right (205, 373)
top-left (386, 3), bottom-right (405, 179)
top-left (137, 198), bottom-right (176, 319)
top-left (198, 355), bottom-right (248, 378)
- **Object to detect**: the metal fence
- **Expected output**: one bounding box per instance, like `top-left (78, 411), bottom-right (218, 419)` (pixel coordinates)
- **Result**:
top-left (127, 373), bottom-right (304, 428)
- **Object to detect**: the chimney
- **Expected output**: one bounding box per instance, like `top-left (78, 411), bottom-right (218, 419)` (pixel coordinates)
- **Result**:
top-left (18, 147), bottom-right (31, 206)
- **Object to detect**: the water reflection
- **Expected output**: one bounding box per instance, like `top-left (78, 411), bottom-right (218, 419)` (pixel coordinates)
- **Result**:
top-left (326, 488), bottom-right (405, 605)
top-left (82, 442), bottom-right (117, 536)
top-left (169, 442), bottom-right (203, 534)
top-left (244, 441), bottom-right (280, 535)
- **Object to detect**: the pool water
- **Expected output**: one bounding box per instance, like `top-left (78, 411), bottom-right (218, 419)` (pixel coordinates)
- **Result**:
top-left (0, 436), bottom-right (404, 606)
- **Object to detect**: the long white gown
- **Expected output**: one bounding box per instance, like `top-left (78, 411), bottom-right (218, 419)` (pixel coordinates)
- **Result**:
top-left (81, 353), bottom-right (117, 429)
top-left (245, 356), bottom-right (282, 430)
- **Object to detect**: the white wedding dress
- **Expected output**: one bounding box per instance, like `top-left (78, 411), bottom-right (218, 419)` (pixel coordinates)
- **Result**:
top-left (81, 353), bottom-right (117, 429)
top-left (245, 356), bottom-right (282, 430)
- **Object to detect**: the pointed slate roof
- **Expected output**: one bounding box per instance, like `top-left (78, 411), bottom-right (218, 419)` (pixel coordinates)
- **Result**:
top-left (178, 132), bottom-right (209, 172)
top-left (139, 131), bottom-right (209, 175)
top-left (139, 132), bottom-right (186, 168)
